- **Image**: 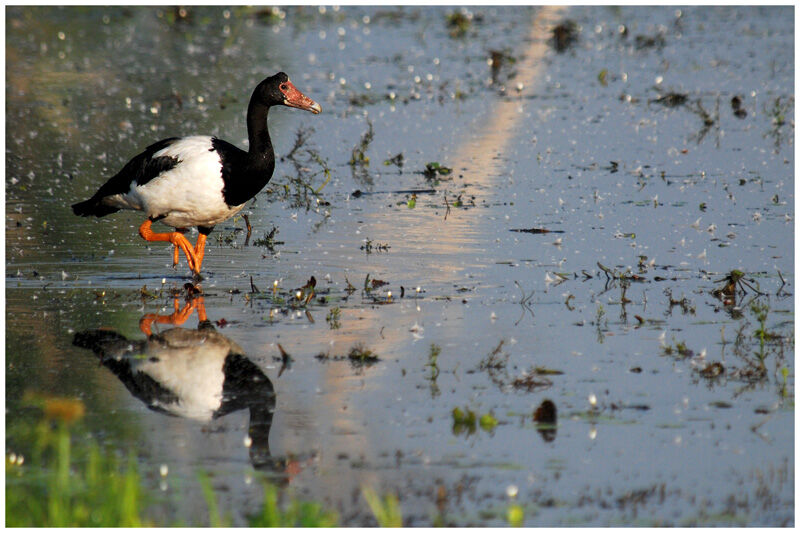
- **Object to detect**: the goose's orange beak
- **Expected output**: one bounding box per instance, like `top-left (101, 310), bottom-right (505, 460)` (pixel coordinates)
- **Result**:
top-left (282, 80), bottom-right (322, 114)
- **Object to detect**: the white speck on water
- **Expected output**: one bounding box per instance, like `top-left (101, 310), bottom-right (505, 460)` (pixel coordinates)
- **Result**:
top-left (160, 464), bottom-right (168, 477)
top-left (61, 271), bottom-right (68, 280)
top-left (588, 393), bottom-right (597, 407)
top-left (506, 485), bottom-right (519, 499)
top-left (588, 427), bottom-right (597, 440)
top-left (243, 435), bottom-right (252, 448)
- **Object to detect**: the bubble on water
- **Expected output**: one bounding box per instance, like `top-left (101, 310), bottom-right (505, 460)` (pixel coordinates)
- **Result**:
top-left (160, 464), bottom-right (168, 477)
top-left (243, 435), bottom-right (252, 448)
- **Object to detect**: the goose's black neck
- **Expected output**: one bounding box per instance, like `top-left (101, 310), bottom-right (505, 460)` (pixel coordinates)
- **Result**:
top-left (246, 97), bottom-right (274, 160)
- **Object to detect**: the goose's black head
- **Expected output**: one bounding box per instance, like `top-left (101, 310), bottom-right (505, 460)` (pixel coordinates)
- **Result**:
top-left (257, 72), bottom-right (321, 114)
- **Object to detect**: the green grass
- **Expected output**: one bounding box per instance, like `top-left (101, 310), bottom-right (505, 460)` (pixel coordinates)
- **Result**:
top-left (6, 396), bottom-right (346, 527)
top-left (6, 418), bottom-right (146, 527)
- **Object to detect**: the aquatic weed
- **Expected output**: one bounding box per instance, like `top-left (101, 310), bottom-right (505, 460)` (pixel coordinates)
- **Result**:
top-left (326, 306), bottom-right (341, 329)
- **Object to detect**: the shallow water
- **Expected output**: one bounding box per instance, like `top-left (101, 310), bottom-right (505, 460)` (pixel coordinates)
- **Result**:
top-left (6, 6), bottom-right (794, 526)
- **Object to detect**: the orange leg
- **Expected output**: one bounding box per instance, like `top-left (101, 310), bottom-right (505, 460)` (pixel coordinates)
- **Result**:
top-left (139, 297), bottom-right (206, 336)
top-left (194, 233), bottom-right (208, 273)
top-left (138, 219), bottom-right (199, 274)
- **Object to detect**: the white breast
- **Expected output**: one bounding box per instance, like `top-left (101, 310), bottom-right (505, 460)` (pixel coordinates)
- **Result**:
top-left (131, 331), bottom-right (231, 420)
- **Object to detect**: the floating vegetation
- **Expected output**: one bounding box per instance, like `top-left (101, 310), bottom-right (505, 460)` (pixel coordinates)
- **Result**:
top-left (452, 406), bottom-right (498, 436)
top-left (764, 96), bottom-right (794, 151)
top-left (421, 161), bottom-right (453, 180)
top-left (510, 368), bottom-right (555, 392)
top-left (711, 269), bottom-right (764, 306)
top-left (551, 20), bottom-right (578, 52)
top-left (687, 98), bottom-right (719, 144)
top-left (661, 338), bottom-right (695, 359)
top-left (509, 227), bottom-right (564, 234)
top-left (347, 343), bottom-right (380, 365)
top-left (651, 92), bottom-right (688, 108)
top-left (488, 48), bottom-right (517, 85)
top-left (349, 120), bottom-right (374, 167)
top-left (665, 288), bottom-right (695, 315)
top-left (426, 344), bottom-right (441, 381)
top-left (383, 152), bottom-right (404, 169)
top-left (697, 361), bottom-right (725, 379)
top-left (478, 340), bottom-right (509, 373)
top-left (325, 307), bottom-right (341, 329)
top-left (293, 276), bottom-right (317, 307)
top-left (445, 10), bottom-right (472, 38)
top-left (360, 238), bottom-right (390, 254)
top-left (252, 226), bottom-right (284, 252)
top-left (634, 32), bottom-right (666, 50)
top-left (315, 343), bottom-right (380, 369)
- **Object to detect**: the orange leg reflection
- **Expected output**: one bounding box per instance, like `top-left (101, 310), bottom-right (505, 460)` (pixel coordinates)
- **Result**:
top-left (139, 297), bottom-right (206, 336)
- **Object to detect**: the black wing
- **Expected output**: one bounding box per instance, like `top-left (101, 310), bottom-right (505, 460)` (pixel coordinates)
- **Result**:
top-left (72, 137), bottom-right (180, 217)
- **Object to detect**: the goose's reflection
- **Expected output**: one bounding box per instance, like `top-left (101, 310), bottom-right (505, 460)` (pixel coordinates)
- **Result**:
top-left (73, 297), bottom-right (289, 475)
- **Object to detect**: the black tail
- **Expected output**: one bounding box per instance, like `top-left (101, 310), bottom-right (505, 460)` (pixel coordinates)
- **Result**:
top-left (72, 329), bottom-right (136, 356)
top-left (71, 197), bottom-right (120, 217)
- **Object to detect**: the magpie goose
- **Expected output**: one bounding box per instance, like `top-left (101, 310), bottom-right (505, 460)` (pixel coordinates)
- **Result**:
top-left (71, 72), bottom-right (321, 275)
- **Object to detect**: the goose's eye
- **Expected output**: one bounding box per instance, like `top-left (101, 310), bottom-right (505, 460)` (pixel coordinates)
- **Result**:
top-left (280, 84), bottom-right (288, 91)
